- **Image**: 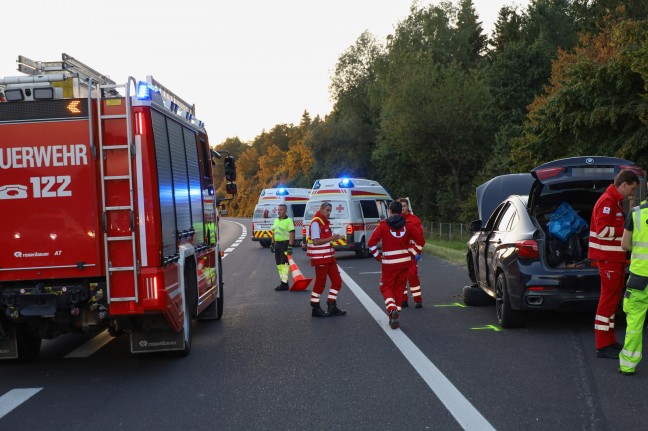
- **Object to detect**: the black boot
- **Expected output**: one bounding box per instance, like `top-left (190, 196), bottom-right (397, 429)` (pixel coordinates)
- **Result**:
top-left (274, 281), bottom-right (289, 291)
top-left (311, 303), bottom-right (330, 317)
top-left (327, 301), bottom-right (347, 316)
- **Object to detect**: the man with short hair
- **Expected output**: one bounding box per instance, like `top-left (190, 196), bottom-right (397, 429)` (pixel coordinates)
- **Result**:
top-left (306, 202), bottom-right (346, 317)
top-left (368, 200), bottom-right (424, 329)
top-left (398, 198), bottom-right (425, 308)
top-left (589, 169), bottom-right (639, 358)
top-left (271, 204), bottom-right (294, 291)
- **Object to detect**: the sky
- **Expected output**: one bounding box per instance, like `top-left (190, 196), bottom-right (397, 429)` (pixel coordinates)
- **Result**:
top-left (0, 0), bottom-right (529, 145)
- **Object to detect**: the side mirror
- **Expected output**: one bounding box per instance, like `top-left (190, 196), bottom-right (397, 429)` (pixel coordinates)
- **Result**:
top-left (469, 220), bottom-right (483, 232)
top-left (225, 182), bottom-right (237, 195)
top-left (220, 204), bottom-right (228, 216)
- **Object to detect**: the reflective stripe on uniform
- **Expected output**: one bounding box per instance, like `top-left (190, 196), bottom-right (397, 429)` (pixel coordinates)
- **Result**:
top-left (620, 358), bottom-right (639, 369)
top-left (588, 242), bottom-right (624, 252)
top-left (383, 257), bottom-right (411, 264)
top-left (383, 249), bottom-right (408, 256)
top-left (594, 324), bottom-right (609, 331)
top-left (622, 349), bottom-right (642, 358)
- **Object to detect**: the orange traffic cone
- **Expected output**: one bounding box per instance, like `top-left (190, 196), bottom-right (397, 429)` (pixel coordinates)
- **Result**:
top-left (286, 253), bottom-right (313, 291)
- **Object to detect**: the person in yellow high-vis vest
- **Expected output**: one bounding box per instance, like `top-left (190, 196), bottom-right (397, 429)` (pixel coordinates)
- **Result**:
top-left (271, 204), bottom-right (295, 291)
top-left (619, 200), bottom-right (648, 376)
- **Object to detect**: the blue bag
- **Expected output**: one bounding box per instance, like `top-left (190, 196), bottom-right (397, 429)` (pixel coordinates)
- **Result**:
top-left (547, 202), bottom-right (589, 243)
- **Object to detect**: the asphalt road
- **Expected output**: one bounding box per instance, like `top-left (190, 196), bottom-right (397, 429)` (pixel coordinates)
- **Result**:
top-left (0, 217), bottom-right (646, 430)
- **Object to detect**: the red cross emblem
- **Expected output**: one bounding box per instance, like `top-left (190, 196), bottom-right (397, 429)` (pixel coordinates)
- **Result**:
top-left (336, 204), bottom-right (344, 213)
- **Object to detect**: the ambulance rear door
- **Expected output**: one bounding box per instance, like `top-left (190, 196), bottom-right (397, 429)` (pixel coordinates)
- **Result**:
top-left (0, 100), bottom-right (102, 281)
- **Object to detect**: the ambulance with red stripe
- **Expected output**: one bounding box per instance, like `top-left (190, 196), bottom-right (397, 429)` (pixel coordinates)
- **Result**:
top-left (302, 178), bottom-right (392, 257)
top-left (252, 187), bottom-right (310, 247)
top-left (0, 54), bottom-right (237, 360)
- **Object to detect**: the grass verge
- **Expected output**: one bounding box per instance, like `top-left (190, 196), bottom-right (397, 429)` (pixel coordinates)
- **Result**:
top-left (423, 239), bottom-right (467, 267)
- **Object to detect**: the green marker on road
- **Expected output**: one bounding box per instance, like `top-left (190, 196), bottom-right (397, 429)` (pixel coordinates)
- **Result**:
top-left (471, 325), bottom-right (502, 332)
top-left (433, 302), bottom-right (467, 308)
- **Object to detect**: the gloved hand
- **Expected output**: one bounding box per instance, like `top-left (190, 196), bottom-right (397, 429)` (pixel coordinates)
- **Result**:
top-left (270, 243), bottom-right (275, 253)
top-left (375, 253), bottom-right (382, 262)
top-left (286, 245), bottom-right (293, 255)
top-left (415, 254), bottom-right (422, 262)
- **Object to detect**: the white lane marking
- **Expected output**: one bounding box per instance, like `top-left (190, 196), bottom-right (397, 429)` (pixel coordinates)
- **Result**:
top-left (221, 220), bottom-right (247, 259)
top-left (0, 388), bottom-right (42, 419)
top-left (338, 267), bottom-right (495, 431)
top-left (64, 330), bottom-right (113, 358)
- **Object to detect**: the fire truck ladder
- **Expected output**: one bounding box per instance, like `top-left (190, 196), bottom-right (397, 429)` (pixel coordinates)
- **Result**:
top-left (96, 77), bottom-right (139, 304)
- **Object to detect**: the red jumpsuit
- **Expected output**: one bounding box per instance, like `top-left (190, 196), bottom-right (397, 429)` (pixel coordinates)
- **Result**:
top-left (588, 184), bottom-right (626, 350)
top-left (368, 215), bottom-right (424, 315)
top-left (402, 211), bottom-right (425, 304)
top-left (307, 211), bottom-right (342, 305)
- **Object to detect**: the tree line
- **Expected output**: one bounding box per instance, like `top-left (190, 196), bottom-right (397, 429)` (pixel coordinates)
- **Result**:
top-left (213, 0), bottom-right (648, 223)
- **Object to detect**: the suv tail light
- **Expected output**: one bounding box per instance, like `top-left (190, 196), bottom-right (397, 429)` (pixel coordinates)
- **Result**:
top-left (516, 240), bottom-right (539, 258)
top-left (535, 167), bottom-right (564, 180)
top-left (302, 227), bottom-right (306, 236)
top-left (346, 224), bottom-right (354, 235)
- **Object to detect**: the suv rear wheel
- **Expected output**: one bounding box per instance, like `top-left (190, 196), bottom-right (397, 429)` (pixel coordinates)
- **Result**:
top-left (495, 272), bottom-right (526, 328)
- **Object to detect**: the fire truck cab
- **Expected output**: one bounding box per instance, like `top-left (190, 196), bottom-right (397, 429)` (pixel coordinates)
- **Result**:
top-left (302, 178), bottom-right (392, 257)
top-left (252, 187), bottom-right (310, 247)
top-left (0, 54), bottom-right (237, 360)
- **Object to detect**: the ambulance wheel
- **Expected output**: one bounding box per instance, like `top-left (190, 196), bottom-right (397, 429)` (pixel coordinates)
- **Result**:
top-left (16, 325), bottom-right (41, 362)
top-left (495, 272), bottom-right (526, 328)
top-left (355, 239), bottom-right (370, 258)
top-left (260, 240), bottom-right (271, 248)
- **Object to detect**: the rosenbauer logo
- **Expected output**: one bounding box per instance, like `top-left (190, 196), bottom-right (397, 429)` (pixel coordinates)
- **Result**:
top-left (139, 340), bottom-right (178, 348)
top-left (14, 251), bottom-right (50, 258)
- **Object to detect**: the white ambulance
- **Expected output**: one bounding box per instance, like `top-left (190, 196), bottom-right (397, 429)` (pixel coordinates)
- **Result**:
top-left (252, 187), bottom-right (311, 247)
top-left (302, 178), bottom-right (392, 257)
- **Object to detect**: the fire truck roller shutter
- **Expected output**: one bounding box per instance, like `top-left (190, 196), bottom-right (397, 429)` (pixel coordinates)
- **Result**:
top-left (183, 127), bottom-right (204, 243)
top-left (168, 120), bottom-right (192, 238)
top-left (151, 110), bottom-right (177, 259)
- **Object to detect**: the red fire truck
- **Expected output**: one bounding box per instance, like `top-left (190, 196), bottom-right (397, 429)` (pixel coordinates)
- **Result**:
top-left (0, 54), bottom-right (237, 360)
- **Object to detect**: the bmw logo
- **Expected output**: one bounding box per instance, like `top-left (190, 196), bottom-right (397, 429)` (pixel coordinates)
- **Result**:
top-left (585, 158), bottom-right (594, 164)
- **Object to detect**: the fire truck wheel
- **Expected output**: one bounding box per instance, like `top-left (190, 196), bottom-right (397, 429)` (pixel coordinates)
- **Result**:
top-left (16, 325), bottom-right (41, 362)
top-left (179, 288), bottom-right (193, 357)
top-left (216, 255), bottom-right (224, 319)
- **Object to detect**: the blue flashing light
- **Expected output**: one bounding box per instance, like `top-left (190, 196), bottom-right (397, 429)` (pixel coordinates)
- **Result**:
top-left (136, 81), bottom-right (151, 100)
top-left (313, 180), bottom-right (321, 190)
top-left (339, 178), bottom-right (354, 188)
top-left (276, 187), bottom-right (288, 195)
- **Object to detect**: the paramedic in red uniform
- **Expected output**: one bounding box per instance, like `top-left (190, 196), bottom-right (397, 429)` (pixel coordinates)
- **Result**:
top-left (307, 202), bottom-right (347, 317)
top-left (368, 200), bottom-right (424, 329)
top-left (589, 169), bottom-right (639, 358)
top-left (398, 198), bottom-right (425, 308)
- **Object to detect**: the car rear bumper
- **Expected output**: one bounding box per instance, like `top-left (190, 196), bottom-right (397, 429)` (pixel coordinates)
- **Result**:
top-left (510, 262), bottom-right (602, 311)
